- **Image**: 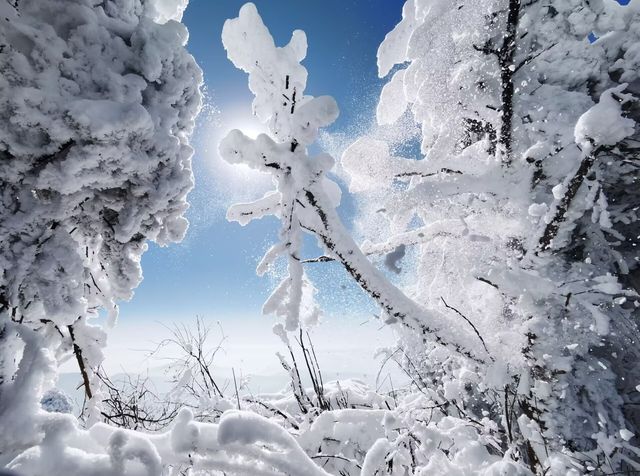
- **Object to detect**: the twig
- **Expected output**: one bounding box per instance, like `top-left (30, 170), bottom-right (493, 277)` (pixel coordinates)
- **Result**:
top-left (232, 368), bottom-right (241, 410)
top-left (440, 297), bottom-right (492, 357)
top-left (311, 454), bottom-right (362, 469)
top-left (244, 398), bottom-right (299, 430)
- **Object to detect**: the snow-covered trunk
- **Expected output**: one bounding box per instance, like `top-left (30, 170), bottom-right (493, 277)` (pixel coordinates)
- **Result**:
top-left (497, 0), bottom-right (520, 164)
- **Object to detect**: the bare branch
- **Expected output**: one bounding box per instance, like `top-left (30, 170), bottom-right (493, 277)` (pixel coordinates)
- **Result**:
top-left (68, 323), bottom-right (92, 400)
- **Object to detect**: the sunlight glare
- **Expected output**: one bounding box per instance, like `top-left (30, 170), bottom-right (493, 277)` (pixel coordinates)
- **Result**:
top-left (202, 106), bottom-right (274, 207)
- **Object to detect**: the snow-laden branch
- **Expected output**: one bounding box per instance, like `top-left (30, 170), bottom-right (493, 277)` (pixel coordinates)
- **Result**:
top-left (7, 407), bottom-right (331, 476)
top-left (218, 3), bottom-right (488, 362)
top-left (303, 219), bottom-right (480, 264)
top-left (536, 85), bottom-right (636, 253)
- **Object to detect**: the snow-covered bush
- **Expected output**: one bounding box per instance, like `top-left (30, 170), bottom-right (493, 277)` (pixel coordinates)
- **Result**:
top-left (0, 0), bottom-right (201, 460)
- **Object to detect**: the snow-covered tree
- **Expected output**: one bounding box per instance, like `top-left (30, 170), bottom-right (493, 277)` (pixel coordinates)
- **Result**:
top-left (0, 0), bottom-right (201, 456)
top-left (348, 0), bottom-right (640, 473)
top-left (221, 1), bottom-right (640, 473)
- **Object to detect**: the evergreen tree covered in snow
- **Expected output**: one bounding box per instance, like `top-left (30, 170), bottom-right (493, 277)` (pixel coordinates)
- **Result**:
top-left (0, 0), bottom-right (201, 456)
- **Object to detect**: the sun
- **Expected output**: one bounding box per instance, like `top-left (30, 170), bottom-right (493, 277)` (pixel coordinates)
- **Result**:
top-left (201, 105), bottom-right (274, 202)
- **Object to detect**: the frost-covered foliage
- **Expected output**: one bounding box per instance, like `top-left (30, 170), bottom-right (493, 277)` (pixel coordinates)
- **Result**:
top-left (221, 1), bottom-right (640, 475)
top-left (341, 0), bottom-right (640, 473)
top-left (219, 2), bottom-right (338, 333)
top-left (0, 0), bottom-right (201, 462)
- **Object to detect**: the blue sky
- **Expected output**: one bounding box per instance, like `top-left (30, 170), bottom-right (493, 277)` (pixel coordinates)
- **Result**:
top-left (112, 0), bottom-right (402, 338)
top-left (118, 1), bottom-right (405, 327)
top-left (98, 1), bottom-right (408, 379)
